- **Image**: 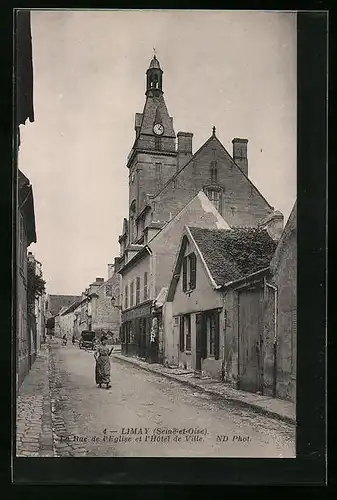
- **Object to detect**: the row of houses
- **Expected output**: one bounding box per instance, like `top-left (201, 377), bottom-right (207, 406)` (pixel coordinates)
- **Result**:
top-left (46, 266), bottom-right (121, 343)
top-left (16, 11), bottom-right (48, 388)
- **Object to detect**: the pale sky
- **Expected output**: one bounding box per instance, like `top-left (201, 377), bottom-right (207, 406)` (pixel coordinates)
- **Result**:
top-left (19, 10), bottom-right (297, 295)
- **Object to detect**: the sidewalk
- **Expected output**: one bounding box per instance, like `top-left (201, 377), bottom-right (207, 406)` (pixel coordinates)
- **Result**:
top-left (113, 352), bottom-right (296, 425)
top-left (16, 343), bottom-right (55, 457)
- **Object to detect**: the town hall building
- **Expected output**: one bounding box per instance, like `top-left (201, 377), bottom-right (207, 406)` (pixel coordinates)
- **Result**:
top-left (113, 54), bottom-right (284, 362)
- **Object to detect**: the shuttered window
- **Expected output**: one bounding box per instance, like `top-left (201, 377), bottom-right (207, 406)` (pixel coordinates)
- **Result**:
top-left (182, 253), bottom-right (197, 293)
top-left (136, 277), bottom-right (141, 305)
top-left (182, 257), bottom-right (188, 292)
top-left (185, 314), bottom-right (191, 351)
top-left (124, 285), bottom-right (128, 310)
top-left (130, 281), bottom-right (134, 307)
top-left (179, 316), bottom-right (185, 352)
top-left (189, 253), bottom-right (196, 290)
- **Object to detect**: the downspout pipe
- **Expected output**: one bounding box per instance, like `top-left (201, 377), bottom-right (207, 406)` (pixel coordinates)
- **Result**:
top-left (265, 279), bottom-right (278, 398)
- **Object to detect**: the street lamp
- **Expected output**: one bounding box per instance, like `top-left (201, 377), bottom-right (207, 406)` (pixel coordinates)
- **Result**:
top-left (111, 296), bottom-right (122, 310)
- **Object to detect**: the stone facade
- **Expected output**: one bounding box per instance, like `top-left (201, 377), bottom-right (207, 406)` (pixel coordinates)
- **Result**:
top-left (163, 232), bottom-right (224, 378)
top-left (119, 192), bottom-right (230, 361)
top-left (17, 170), bottom-right (37, 389)
top-left (27, 252), bottom-right (46, 354)
top-left (151, 133), bottom-right (274, 228)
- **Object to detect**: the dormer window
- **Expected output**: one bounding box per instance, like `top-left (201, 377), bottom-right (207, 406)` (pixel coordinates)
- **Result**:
top-left (182, 252), bottom-right (197, 293)
top-left (207, 189), bottom-right (221, 213)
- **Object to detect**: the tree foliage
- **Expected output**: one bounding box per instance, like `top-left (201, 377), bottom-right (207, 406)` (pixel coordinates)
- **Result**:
top-left (27, 261), bottom-right (46, 314)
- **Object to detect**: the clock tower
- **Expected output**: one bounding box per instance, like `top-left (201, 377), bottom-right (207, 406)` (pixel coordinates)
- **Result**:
top-left (127, 54), bottom-right (178, 243)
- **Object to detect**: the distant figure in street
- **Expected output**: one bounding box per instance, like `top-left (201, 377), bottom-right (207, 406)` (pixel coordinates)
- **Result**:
top-left (62, 334), bottom-right (67, 346)
top-left (72, 335), bottom-right (76, 345)
top-left (94, 335), bottom-right (113, 389)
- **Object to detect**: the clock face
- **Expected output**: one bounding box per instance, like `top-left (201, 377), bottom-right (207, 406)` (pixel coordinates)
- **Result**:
top-left (153, 123), bottom-right (164, 136)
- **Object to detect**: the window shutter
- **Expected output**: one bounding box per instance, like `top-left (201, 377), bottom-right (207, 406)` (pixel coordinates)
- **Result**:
top-left (179, 316), bottom-right (185, 352)
top-left (201, 314), bottom-right (208, 359)
top-left (190, 253), bottom-right (197, 289)
top-left (214, 311), bottom-right (220, 360)
top-left (182, 257), bottom-right (187, 292)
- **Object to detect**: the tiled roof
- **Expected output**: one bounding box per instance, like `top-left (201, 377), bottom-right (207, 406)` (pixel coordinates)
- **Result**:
top-left (48, 295), bottom-right (82, 317)
top-left (189, 226), bottom-right (277, 286)
top-left (61, 298), bottom-right (83, 315)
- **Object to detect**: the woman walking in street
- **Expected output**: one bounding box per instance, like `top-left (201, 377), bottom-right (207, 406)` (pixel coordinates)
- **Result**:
top-left (94, 335), bottom-right (113, 389)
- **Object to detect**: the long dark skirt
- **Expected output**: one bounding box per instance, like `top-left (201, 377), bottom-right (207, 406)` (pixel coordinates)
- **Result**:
top-left (95, 355), bottom-right (111, 385)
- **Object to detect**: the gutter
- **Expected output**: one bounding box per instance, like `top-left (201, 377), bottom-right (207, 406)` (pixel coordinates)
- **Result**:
top-left (218, 267), bottom-right (270, 291)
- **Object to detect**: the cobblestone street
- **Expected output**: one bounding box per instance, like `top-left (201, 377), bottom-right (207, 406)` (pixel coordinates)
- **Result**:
top-left (16, 340), bottom-right (296, 458)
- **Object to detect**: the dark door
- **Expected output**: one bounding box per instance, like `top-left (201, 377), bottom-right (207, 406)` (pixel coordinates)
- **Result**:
top-left (195, 313), bottom-right (207, 372)
top-left (238, 286), bottom-right (263, 393)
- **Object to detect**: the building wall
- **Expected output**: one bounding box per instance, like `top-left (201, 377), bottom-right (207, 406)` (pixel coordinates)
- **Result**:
top-left (273, 229), bottom-right (297, 403)
top-left (91, 273), bottom-right (121, 338)
top-left (17, 214), bottom-right (29, 388)
top-left (59, 311), bottom-right (75, 339)
top-left (262, 283), bottom-right (277, 397)
top-left (54, 315), bottom-right (62, 337)
top-left (152, 136), bottom-right (272, 228)
top-left (121, 254), bottom-right (152, 312)
top-left (222, 290), bottom-right (239, 386)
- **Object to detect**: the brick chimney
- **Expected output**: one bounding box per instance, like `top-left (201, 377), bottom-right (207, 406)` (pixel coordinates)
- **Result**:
top-left (177, 132), bottom-right (193, 170)
top-left (232, 138), bottom-right (248, 176)
top-left (88, 277), bottom-right (104, 295)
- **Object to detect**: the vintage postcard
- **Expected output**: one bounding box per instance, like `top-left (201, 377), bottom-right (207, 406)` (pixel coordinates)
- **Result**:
top-left (14, 9), bottom-right (298, 464)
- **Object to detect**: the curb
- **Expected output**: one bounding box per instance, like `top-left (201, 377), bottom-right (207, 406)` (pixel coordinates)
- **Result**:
top-left (113, 354), bottom-right (296, 426)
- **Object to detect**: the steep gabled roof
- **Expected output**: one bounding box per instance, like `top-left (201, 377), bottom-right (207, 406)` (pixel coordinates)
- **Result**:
top-left (189, 226), bottom-right (277, 286)
top-left (167, 226), bottom-right (277, 301)
top-left (152, 133), bottom-right (273, 209)
top-left (61, 298), bottom-right (83, 316)
top-left (47, 295), bottom-right (82, 317)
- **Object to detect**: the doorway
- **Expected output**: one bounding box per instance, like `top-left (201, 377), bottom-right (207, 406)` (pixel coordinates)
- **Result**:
top-left (238, 286), bottom-right (263, 393)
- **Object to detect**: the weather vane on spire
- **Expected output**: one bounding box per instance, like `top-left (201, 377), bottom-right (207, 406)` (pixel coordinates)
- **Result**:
top-left (153, 47), bottom-right (157, 57)
top-left (212, 126), bottom-right (216, 136)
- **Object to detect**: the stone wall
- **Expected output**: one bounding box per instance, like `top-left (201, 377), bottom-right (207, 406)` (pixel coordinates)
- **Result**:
top-left (152, 136), bottom-right (273, 228)
top-left (273, 230), bottom-right (297, 403)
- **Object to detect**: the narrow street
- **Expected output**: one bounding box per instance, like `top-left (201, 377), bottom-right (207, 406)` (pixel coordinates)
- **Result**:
top-left (48, 342), bottom-right (295, 458)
